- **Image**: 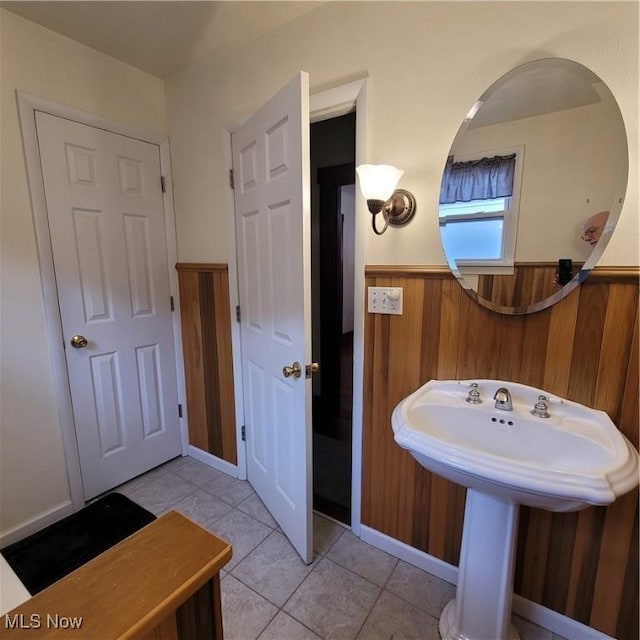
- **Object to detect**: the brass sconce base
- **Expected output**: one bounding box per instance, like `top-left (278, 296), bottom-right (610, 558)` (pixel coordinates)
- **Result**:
top-left (385, 189), bottom-right (416, 226)
top-left (367, 189), bottom-right (417, 235)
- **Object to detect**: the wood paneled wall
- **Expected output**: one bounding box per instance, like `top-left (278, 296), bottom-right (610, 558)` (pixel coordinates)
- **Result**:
top-left (176, 264), bottom-right (237, 464)
top-left (476, 261), bottom-right (585, 308)
top-left (362, 266), bottom-right (638, 640)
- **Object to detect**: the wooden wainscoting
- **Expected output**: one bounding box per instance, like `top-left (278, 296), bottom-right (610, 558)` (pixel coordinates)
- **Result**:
top-left (362, 265), bottom-right (638, 640)
top-left (476, 261), bottom-right (585, 308)
top-left (176, 264), bottom-right (237, 464)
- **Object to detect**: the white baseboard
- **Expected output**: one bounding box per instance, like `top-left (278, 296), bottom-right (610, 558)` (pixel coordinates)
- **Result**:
top-left (0, 501), bottom-right (73, 548)
top-left (360, 525), bottom-right (458, 584)
top-left (359, 525), bottom-right (613, 640)
top-left (186, 446), bottom-right (238, 478)
top-left (511, 594), bottom-right (613, 640)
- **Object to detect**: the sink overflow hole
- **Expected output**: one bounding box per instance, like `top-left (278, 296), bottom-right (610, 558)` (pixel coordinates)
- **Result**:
top-left (491, 417), bottom-right (515, 426)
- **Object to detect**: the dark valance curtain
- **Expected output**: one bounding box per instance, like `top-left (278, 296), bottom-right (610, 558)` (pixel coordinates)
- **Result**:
top-left (439, 154), bottom-right (516, 204)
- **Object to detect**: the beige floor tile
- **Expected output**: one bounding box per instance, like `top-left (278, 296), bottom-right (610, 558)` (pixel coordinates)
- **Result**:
top-left (284, 557), bottom-right (380, 640)
top-left (237, 493), bottom-right (278, 528)
top-left (357, 589), bottom-right (441, 640)
top-left (203, 472), bottom-right (254, 505)
top-left (169, 456), bottom-right (232, 488)
top-left (221, 574), bottom-right (277, 640)
top-left (232, 531), bottom-right (315, 606)
top-left (159, 454), bottom-right (193, 475)
top-left (385, 560), bottom-right (456, 618)
top-left (125, 470), bottom-right (196, 515)
top-left (170, 488), bottom-right (233, 528)
top-left (312, 512), bottom-right (346, 555)
top-left (118, 459), bottom-right (558, 640)
top-left (258, 611), bottom-right (322, 640)
top-left (207, 508), bottom-right (272, 570)
top-left (327, 530), bottom-right (397, 586)
top-left (113, 462), bottom-right (173, 498)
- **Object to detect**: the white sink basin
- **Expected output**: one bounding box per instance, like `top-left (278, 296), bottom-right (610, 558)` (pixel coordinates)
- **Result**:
top-left (392, 379), bottom-right (639, 640)
top-left (392, 379), bottom-right (638, 511)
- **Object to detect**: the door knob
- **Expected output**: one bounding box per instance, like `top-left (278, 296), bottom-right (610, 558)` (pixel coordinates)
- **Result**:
top-left (282, 361), bottom-right (302, 379)
top-left (70, 335), bottom-right (88, 349)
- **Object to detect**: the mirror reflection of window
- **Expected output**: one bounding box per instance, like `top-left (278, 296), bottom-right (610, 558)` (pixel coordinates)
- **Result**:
top-left (438, 148), bottom-right (523, 273)
top-left (439, 196), bottom-right (509, 261)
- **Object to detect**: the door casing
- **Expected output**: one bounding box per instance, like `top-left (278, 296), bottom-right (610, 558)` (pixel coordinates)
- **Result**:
top-left (225, 77), bottom-right (370, 535)
top-left (17, 91), bottom-right (189, 512)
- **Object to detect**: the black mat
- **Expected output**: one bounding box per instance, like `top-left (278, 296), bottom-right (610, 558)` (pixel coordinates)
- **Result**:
top-left (1, 492), bottom-right (155, 595)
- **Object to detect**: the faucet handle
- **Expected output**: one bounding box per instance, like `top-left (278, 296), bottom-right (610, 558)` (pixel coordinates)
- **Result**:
top-left (531, 395), bottom-right (550, 418)
top-left (466, 382), bottom-right (482, 404)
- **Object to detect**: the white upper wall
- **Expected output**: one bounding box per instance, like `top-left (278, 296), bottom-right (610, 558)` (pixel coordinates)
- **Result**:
top-left (0, 9), bottom-right (167, 536)
top-left (451, 101), bottom-right (626, 262)
top-left (165, 0), bottom-right (638, 267)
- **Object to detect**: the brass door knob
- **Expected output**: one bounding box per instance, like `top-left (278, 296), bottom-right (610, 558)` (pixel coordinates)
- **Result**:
top-left (282, 362), bottom-right (302, 379)
top-left (70, 335), bottom-right (88, 349)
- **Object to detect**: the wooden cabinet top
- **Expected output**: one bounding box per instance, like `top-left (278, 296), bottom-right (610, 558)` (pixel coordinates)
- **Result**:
top-left (2, 511), bottom-right (232, 639)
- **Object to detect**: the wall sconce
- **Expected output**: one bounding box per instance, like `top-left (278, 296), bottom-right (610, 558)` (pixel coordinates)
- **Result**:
top-left (356, 164), bottom-right (416, 235)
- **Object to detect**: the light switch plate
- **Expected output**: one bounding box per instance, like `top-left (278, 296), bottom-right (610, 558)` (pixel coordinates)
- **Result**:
top-left (367, 286), bottom-right (403, 315)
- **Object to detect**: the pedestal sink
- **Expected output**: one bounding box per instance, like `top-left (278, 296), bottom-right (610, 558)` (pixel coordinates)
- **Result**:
top-left (391, 379), bottom-right (639, 640)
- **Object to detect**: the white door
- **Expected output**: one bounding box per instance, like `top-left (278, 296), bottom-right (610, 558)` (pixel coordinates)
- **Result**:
top-left (233, 72), bottom-right (313, 563)
top-left (36, 112), bottom-right (182, 500)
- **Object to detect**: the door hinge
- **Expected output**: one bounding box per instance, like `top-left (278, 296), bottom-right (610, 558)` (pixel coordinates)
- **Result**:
top-left (236, 305), bottom-right (241, 322)
top-left (178, 403), bottom-right (183, 418)
top-left (161, 175), bottom-right (167, 193)
top-left (170, 296), bottom-right (175, 311)
top-left (241, 425), bottom-right (246, 441)
top-left (229, 168), bottom-right (235, 190)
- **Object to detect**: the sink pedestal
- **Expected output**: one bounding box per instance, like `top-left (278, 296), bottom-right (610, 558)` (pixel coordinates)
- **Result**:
top-left (393, 379), bottom-right (640, 638)
top-left (439, 490), bottom-right (520, 640)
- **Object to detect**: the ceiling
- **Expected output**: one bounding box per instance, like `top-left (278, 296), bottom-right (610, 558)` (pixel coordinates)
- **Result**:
top-left (469, 58), bottom-right (604, 129)
top-left (1, 1), bottom-right (324, 78)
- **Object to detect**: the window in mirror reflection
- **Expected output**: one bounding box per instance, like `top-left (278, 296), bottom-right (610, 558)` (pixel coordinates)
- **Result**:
top-left (439, 197), bottom-right (508, 261)
top-left (438, 147), bottom-right (523, 273)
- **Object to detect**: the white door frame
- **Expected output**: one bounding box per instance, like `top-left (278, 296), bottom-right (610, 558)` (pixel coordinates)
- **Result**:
top-left (225, 77), bottom-right (369, 534)
top-left (17, 91), bottom-right (189, 511)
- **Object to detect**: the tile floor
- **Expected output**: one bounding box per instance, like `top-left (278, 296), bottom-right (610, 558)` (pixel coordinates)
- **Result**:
top-left (114, 456), bottom-right (566, 640)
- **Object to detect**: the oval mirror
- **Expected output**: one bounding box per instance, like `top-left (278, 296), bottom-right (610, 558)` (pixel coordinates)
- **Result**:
top-left (438, 58), bottom-right (628, 314)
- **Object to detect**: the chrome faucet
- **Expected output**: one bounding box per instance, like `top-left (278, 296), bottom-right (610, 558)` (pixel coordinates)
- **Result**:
top-left (493, 387), bottom-right (513, 411)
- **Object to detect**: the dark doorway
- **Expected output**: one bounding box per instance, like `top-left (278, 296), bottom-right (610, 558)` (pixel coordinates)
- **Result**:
top-left (310, 112), bottom-right (356, 525)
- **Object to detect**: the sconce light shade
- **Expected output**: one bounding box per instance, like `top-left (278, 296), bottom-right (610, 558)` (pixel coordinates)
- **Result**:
top-left (356, 164), bottom-right (416, 236)
top-left (356, 164), bottom-right (404, 201)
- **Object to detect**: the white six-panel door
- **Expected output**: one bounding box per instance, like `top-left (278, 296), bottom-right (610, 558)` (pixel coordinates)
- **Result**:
top-left (36, 112), bottom-right (181, 499)
top-left (232, 72), bottom-right (313, 563)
